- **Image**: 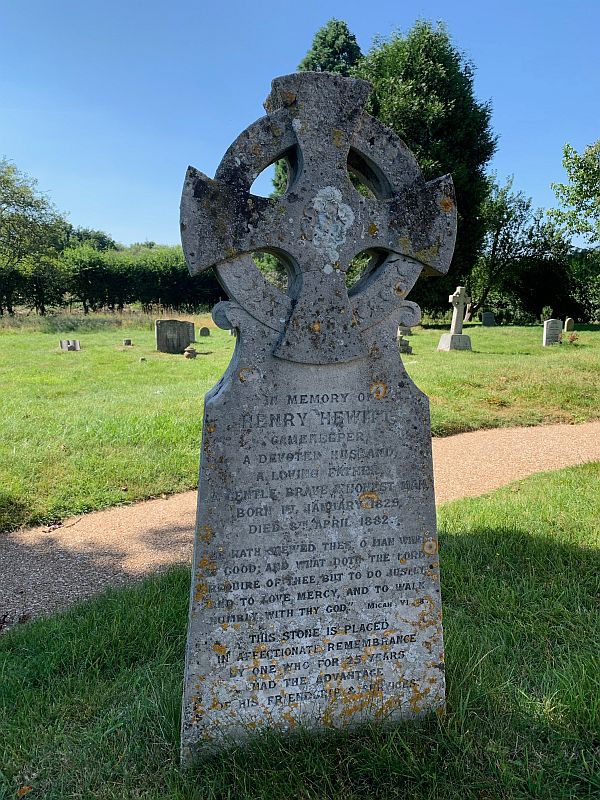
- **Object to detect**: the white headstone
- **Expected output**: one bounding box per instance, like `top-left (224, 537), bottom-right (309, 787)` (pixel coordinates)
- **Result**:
top-left (438, 287), bottom-right (471, 351)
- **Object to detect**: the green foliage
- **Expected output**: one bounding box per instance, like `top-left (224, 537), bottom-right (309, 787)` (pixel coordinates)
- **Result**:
top-left (0, 159), bottom-right (67, 314)
top-left (1, 465), bottom-right (599, 798)
top-left (468, 177), bottom-right (572, 320)
top-left (298, 19), bottom-right (362, 75)
top-left (353, 22), bottom-right (497, 312)
top-left (66, 225), bottom-right (118, 251)
top-left (551, 139), bottom-right (600, 245)
top-left (568, 248), bottom-right (600, 322)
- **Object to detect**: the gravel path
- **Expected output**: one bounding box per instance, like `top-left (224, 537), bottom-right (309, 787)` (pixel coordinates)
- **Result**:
top-left (2, 421), bottom-right (599, 632)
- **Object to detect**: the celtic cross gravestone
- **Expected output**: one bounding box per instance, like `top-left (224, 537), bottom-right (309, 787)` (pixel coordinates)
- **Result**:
top-left (180, 72), bottom-right (457, 764)
top-left (438, 286), bottom-right (472, 351)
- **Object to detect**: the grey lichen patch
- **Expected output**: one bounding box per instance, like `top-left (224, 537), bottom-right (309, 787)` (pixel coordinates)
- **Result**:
top-left (311, 187), bottom-right (355, 272)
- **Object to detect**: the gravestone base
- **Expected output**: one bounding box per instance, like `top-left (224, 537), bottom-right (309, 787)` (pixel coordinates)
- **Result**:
top-left (437, 333), bottom-right (471, 351)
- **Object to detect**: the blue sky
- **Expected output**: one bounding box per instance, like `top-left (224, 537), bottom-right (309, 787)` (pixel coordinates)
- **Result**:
top-left (1, 0), bottom-right (598, 245)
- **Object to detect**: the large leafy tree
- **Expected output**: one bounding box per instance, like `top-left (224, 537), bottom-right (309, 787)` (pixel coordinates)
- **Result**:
top-left (0, 159), bottom-right (65, 314)
top-left (550, 139), bottom-right (600, 246)
top-left (353, 22), bottom-right (497, 311)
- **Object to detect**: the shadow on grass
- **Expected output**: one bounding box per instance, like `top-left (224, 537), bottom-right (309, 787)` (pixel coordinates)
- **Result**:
top-left (0, 521), bottom-right (194, 631)
top-left (1, 521), bottom-right (598, 798)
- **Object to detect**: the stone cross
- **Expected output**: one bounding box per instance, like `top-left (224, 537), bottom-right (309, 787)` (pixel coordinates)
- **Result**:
top-left (438, 285), bottom-right (472, 351)
top-left (180, 72), bottom-right (457, 765)
top-left (449, 286), bottom-right (470, 335)
top-left (181, 73), bottom-right (456, 366)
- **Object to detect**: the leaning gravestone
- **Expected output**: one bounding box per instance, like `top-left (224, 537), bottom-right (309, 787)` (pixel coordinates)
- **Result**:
top-left (481, 311), bottom-right (495, 327)
top-left (564, 317), bottom-right (575, 332)
top-left (437, 287), bottom-right (472, 351)
top-left (155, 319), bottom-right (195, 354)
top-left (543, 318), bottom-right (563, 346)
top-left (179, 72), bottom-right (457, 764)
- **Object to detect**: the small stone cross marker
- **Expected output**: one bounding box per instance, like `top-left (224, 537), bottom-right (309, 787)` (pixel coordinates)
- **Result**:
top-left (437, 285), bottom-right (472, 351)
top-left (449, 286), bottom-right (470, 335)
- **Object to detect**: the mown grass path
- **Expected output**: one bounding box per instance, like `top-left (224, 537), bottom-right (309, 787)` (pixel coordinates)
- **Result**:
top-left (1, 464), bottom-right (598, 799)
top-left (2, 320), bottom-right (599, 533)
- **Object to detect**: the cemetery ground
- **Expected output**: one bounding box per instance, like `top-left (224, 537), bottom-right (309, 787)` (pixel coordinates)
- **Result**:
top-left (1, 463), bottom-right (598, 799)
top-left (1, 315), bottom-right (599, 533)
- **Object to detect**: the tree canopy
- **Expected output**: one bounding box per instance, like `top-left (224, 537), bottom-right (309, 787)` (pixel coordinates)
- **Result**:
top-left (550, 139), bottom-right (600, 246)
top-left (298, 19), bottom-right (362, 75)
top-left (0, 159), bottom-right (66, 314)
top-left (353, 21), bottom-right (497, 310)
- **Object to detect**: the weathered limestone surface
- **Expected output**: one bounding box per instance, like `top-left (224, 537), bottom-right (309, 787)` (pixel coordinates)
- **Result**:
top-left (155, 320), bottom-right (195, 354)
top-left (543, 319), bottom-right (562, 346)
top-left (180, 72), bottom-right (457, 763)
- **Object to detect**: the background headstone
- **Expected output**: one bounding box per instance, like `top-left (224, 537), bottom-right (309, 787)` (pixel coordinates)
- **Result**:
top-left (564, 317), bottom-right (575, 332)
top-left (179, 72), bottom-right (457, 763)
top-left (438, 286), bottom-right (472, 351)
top-left (481, 311), bottom-right (495, 327)
top-left (123, 338), bottom-right (132, 346)
top-left (199, 327), bottom-right (211, 337)
top-left (155, 319), bottom-right (195, 354)
top-left (543, 319), bottom-right (563, 346)
top-left (397, 325), bottom-right (413, 336)
top-left (59, 340), bottom-right (80, 351)
top-left (397, 335), bottom-right (413, 354)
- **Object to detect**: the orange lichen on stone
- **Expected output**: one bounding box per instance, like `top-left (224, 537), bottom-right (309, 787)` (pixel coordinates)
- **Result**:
top-left (440, 197), bottom-right (454, 212)
top-left (368, 222), bottom-right (379, 236)
top-left (212, 643), bottom-right (229, 657)
top-left (422, 539), bottom-right (438, 555)
top-left (198, 555), bottom-right (217, 574)
top-left (369, 380), bottom-right (388, 400)
top-left (194, 581), bottom-right (209, 602)
top-left (358, 490), bottom-right (380, 509)
top-left (199, 525), bottom-right (214, 543)
top-left (309, 321), bottom-right (322, 333)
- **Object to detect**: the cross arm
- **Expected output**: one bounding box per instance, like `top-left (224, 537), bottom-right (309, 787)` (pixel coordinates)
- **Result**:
top-left (180, 167), bottom-right (277, 275)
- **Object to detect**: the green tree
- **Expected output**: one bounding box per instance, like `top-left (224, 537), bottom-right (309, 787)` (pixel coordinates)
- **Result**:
top-left (468, 176), bottom-right (575, 322)
top-left (298, 18), bottom-right (362, 75)
top-left (272, 19), bottom-right (363, 196)
top-left (0, 159), bottom-right (64, 314)
top-left (353, 21), bottom-right (497, 311)
top-left (550, 139), bottom-right (600, 246)
top-left (67, 225), bottom-right (118, 251)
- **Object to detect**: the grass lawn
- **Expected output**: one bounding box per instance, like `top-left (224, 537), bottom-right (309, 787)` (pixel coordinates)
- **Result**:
top-left (1, 464), bottom-right (598, 799)
top-left (1, 317), bottom-right (599, 531)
